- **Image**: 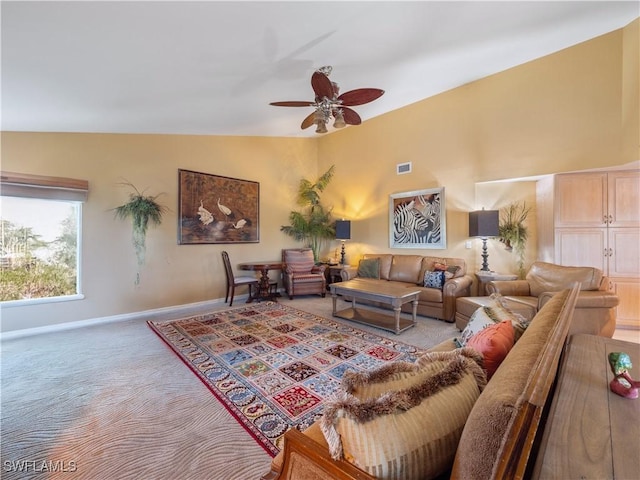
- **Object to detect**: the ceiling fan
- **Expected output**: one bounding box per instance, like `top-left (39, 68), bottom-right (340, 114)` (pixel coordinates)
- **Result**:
top-left (270, 66), bottom-right (384, 134)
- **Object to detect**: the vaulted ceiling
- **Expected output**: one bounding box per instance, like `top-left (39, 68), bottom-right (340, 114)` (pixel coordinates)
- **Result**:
top-left (2, 1), bottom-right (638, 137)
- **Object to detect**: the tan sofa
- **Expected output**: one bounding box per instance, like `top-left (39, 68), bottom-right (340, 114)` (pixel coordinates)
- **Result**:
top-left (339, 254), bottom-right (473, 322)
top-left (262, 286), bottom-right (581, 480)
top-left (469, 261), bottom-right (618, 337)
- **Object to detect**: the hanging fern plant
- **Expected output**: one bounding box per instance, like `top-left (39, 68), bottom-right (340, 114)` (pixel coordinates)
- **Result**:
top-left (113, 181), bottom-right (168, 283)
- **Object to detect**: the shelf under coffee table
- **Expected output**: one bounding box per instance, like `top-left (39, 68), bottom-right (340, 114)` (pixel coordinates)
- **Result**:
top-left (329, 279), bottom-right (420, 334)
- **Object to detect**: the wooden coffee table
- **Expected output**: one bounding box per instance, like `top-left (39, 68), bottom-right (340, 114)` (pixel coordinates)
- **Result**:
top-left (329, 279), bottom-right (420, 334)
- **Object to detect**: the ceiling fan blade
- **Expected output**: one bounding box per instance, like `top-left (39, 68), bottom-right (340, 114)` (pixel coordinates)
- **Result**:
top-left (341, 107), bottom-right (362, 125)
top-left (338, 88), bottom-right (384, 106)
top-left (270, 101), bottom-right (314, 107)
top-left (301, 112), bottom-right (316, 129)
top-left (311, 71), bottom-right (334, 99)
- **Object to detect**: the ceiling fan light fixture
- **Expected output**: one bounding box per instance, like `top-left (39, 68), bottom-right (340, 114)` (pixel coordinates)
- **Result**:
top-left (315, 120), bottom-right (328, 134)
top-left (270, 66), bottom-right (384, 134)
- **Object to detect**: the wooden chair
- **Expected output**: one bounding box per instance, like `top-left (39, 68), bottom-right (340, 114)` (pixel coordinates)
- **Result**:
top-left (282, 248), bottom-right (327, 299)
top-left (221, 251), bottom-right (258, 306)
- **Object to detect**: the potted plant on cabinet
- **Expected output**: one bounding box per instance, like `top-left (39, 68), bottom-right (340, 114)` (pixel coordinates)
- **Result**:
top-left (498, 201), bottom-right (532, 279)
top-left (281, 165), bottom-right (336, 263)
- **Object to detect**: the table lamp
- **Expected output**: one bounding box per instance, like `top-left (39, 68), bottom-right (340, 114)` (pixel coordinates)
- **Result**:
top-left (335, 220), bottom-right (351, 265)
top-left (469, 209), bottom-right (499, 272)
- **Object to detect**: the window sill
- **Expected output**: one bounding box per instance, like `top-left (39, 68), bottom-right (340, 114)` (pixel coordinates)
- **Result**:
top-left (1, 294), bottom-right (85, 308)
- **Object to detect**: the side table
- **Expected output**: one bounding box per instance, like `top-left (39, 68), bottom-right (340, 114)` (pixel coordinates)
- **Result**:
top-left (475, 271), bottom-right (517, 296)
top-left (329, 265), bottom-right (349, 284)
top-left (325, 265), bottom-right (350, 290)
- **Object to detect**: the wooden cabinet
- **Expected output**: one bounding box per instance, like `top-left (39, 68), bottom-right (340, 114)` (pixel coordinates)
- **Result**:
top-left (555, 171), bottom-right (640, 228)
top-left (554, 228), bottom-right (607, 271)
top-left (541, 170), bottom-right (640, 330)
top-left (554, 173), bottom-right (608, 227)
top-left (608, 171), bottom-right (640, 227)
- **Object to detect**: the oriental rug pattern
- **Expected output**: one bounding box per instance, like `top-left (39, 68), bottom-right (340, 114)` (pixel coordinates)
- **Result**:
top-left (147, 302), bottom-right (421, 456)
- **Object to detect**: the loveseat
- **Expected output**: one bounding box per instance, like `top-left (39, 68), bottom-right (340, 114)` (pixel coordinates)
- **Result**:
top-left (261, 285), bottom-right (581, 480)
top-left (339, 254), bottom-right (473, 322)
top-left (455, 261), bottom-right (618, 337)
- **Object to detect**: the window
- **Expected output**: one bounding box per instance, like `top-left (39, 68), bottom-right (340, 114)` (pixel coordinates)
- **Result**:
top-left (0, 172), bottom-right (88, 305)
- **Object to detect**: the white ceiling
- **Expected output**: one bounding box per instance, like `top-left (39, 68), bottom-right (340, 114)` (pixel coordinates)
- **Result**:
top-left (2, 1), bottom-right (638, 138)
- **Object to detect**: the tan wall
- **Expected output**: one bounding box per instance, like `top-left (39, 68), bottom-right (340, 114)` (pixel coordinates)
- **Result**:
top-left (316, 23), bottom-right (637, 276)
top-left (475, 181), bottom-right (538, 278)
top-left (1, 20), bottom-right (637, 332)
top-left (0, 133), bottom-right (318, 331)
top-left (622, 19), bottom-right (640, 163)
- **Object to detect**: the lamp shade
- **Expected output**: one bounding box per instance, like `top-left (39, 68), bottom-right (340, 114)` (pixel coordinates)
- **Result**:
top-left (469, 210), bottom-right (499, 238)
top-left (335, 220), bottom-right (351, 240)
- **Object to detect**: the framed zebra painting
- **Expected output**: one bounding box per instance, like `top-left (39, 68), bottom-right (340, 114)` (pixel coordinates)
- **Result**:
top-left (389, 187), bottom-right (446, 249)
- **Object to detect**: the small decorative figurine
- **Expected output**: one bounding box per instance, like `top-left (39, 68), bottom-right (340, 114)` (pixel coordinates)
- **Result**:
top-left (608, 352), bottom-right (640, 399)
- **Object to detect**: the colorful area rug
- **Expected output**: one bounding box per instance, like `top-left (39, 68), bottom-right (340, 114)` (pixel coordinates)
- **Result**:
top-left (147, 302), bottom-right (421, 456)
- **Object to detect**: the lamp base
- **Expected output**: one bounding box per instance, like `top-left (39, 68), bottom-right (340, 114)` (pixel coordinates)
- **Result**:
top-left (340, 241), bottom-right (346, 265)
top-left (480, 237), bottom-right (491, 271)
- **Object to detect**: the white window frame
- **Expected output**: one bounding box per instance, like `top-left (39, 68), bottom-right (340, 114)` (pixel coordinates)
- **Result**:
top-left (0, 172), bottom-right (88, 307)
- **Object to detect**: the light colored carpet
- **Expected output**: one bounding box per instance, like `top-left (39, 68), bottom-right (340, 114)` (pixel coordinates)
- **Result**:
top-left (1, 295), bottom-right (459, 480)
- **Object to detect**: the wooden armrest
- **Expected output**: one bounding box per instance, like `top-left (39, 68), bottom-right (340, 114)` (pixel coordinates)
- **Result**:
top-left (492, 284), bottom-right (580, 479)
top-left (265, 428), bottom-right (374, 480)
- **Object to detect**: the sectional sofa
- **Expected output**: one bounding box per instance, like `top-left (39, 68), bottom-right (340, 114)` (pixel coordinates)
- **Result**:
top-left (262, 285), bottom-right (581, 479)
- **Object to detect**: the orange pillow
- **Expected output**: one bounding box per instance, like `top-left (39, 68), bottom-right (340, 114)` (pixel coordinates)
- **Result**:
top-left (466, 320), bottom-right (515, 379)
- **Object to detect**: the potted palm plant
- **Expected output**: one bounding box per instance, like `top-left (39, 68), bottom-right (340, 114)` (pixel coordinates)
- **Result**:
top-left (281, 165), bottom-right (336, 263)
top-left (498, 201), bottom-right (532, 278)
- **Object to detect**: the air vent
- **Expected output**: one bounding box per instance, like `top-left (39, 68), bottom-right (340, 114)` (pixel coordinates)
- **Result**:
top-left (396, 162), bottom-right (412, 175)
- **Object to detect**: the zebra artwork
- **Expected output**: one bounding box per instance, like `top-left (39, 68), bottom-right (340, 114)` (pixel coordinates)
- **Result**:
top-left (390, 189), bottom-right (446, 248)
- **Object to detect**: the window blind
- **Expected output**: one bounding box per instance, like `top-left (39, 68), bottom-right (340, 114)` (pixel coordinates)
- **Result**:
top-left (0, 171), bottom-right (89, 202)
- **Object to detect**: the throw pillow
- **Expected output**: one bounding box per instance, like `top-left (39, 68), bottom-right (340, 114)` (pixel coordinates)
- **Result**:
top-left (433, 262), bottom-right (447, 271)
top-left (455, 307), bottom-right (495, 348)
top-left (423, 270), bottom-right (445, 289)
top-left (483, 294), bottom-right (530, 341)
top-left (285, 249), bottom-right (315, 274)
top-left (357, 258), bottom-right (380, 279)
top-left (320, 349), bottom-right (486, 480)
top-left (466, 320), bottom-right (515, 379)
top-left (446, 264), bottom-right (461, 276)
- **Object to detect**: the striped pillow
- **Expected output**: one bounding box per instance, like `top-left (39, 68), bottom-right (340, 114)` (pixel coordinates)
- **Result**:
top-left (320, 349), bottom-right (486, 480)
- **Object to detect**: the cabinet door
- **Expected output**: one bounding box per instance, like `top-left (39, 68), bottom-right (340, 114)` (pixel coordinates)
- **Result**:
top-left (608, 171), bottom-right (640, 227)
top-left (554, 228), bottom-right (606, 270)
top-left (555, 173), bottom-right (607, 227)
top-left (608, 228), bottom-right (640, 278)
top-left (610, 278), bottom-right (640, 330)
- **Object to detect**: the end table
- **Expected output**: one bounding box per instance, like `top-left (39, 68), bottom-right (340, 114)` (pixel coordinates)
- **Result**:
top-left (328, 265), bottom-right (349, 285)
top-left (475, 271), bottom-right (518, 296)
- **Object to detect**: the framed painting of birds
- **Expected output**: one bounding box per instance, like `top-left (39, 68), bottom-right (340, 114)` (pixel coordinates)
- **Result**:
top-left (178, 169), bottom-right (259, 244)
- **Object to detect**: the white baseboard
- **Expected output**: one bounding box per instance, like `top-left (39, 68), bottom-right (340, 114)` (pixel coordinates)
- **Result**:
top-left (0, 294), bottom-right (252, 341)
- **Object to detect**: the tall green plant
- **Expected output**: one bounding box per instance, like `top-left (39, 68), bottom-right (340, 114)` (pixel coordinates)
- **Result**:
top-left (281, 166), bottom-right (336, 262)
top-left (498, 201), bottom-right (532, 278)
top-left (113, 181), bottom-right (167, 283)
